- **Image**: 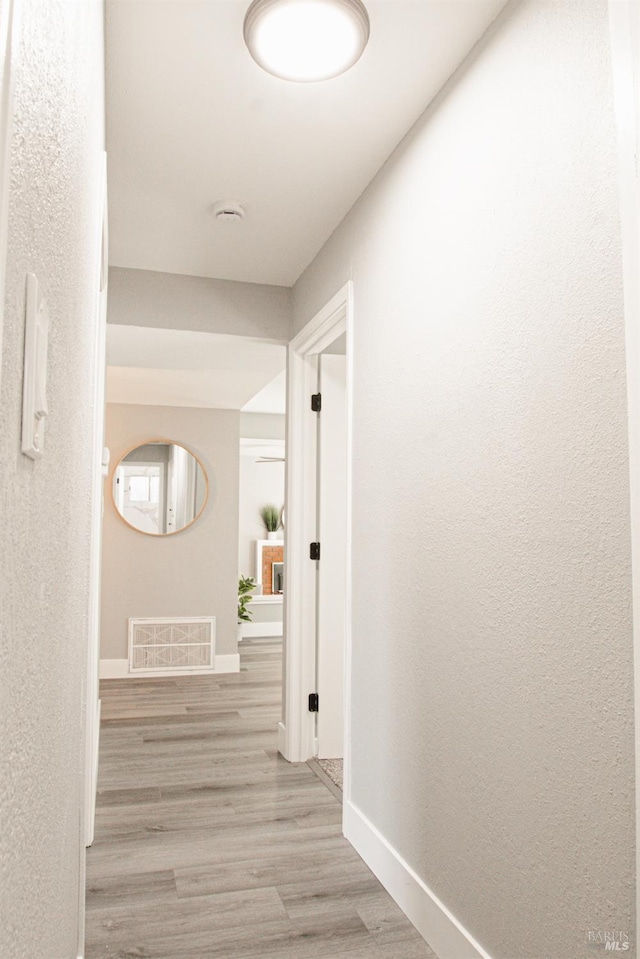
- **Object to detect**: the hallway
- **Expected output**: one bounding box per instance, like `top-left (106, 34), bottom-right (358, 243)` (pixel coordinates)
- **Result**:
top-left (85, 639), bottom-right (435, 958)
top-left (2, 2), bottom-right (638, 956)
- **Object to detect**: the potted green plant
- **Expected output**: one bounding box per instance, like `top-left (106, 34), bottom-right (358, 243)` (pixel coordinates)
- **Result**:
top-left (238, 574), bottom-right (256, 643)
top-left (260, 504), bottom-right (282, 541)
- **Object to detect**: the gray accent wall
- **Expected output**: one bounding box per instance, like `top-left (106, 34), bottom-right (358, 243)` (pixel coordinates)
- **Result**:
top-left (101, 404), bottom-right (240, 660)
top-left (108, 266), bottom-right (292, 340)
top-left (293, 0), bottom-right (635, 955)
top-left (0, 2), bottom-right (105, 956)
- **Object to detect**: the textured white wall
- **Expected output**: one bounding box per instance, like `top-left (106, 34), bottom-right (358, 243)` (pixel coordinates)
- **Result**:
top-left (293, 0), bottom-right (634, 955)
top-left (108, 266), bottom-right (292, 340)
top-left (0, 1), bottom-right (105, 957)
top-left (101, 404), bottom-right (240, 661)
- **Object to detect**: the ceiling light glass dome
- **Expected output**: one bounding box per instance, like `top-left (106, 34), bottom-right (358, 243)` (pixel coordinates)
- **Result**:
top-left (243, 0), bottom-right (370, 83)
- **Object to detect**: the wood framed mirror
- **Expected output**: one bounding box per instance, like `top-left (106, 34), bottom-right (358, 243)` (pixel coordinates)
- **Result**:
top-left (112, 439), bottom-right (208, 536)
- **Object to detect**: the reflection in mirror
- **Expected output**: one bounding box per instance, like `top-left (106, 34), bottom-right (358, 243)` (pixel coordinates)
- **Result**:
top-left (113, 441), bottom-right (207, 535)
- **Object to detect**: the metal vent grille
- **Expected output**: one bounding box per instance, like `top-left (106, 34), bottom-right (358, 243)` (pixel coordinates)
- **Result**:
top-left (128, 617), bottom-right (215, 674)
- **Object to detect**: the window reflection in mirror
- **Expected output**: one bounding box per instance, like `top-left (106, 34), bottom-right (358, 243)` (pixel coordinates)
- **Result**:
top-left (113, 441), bottom-right (208, 535)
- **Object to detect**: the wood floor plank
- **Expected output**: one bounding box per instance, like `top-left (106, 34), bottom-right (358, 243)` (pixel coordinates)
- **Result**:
top-left (85, 638), bottom-right (434, 959)
top-left (97, 787), bottom-right (161, 807)
top-left (174, 844), bottom-right (369, 900)
top-left (86, 870), bottom-right (178, 912)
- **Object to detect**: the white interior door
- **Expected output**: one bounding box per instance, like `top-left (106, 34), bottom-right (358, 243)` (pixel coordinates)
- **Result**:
top-left (316, 353), bottom-right (347, 759)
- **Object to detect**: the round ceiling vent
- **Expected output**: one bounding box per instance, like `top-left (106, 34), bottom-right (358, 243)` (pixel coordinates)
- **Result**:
top-left (212, 200), bottom-right (246, 223)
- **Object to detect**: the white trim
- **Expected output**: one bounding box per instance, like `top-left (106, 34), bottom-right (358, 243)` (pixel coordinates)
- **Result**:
top-left (608, 0), bottom-right (640, 928)
top-left (289, 284), bottom-right (349, 355)
top-left (214, 653), bottom-right (241, 673)
top-left (85, 152), bottom-right (108, 850)
top-left (90, 697), bottom-right (100, 807)
top-left (282, 281), bottom-right (353, 764)
top-left (99, 654), bottom-right (240, 678)
top-left (76, 843), bottom-right (85, 959)
top-left (344, 801), bottom-right (493, 959)
top-left (0, 0), bottom-right (20, 395)
top-left (343, 284), bottom-right (354, 804)
top-left (240, 621), bottom-right (283, 639)
top-left (128, 667), bottom-right (213, 679)
top-left (99, 659), bottom-right (129, 679)
top-left (249, 594), bottom-right (283, 605)
top-left (277, 721), bottom-right (287, 755)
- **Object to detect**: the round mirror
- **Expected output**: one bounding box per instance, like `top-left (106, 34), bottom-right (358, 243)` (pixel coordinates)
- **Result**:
top-left (113, 440), bottom-right (208, 536)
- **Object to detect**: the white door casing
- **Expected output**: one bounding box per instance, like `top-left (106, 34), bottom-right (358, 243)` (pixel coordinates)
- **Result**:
top-left (85, 152), bottom-right (108, 849)
top-left (0, 0), bottom-right (20, 395)
top-left (281, 281), bottom-right (353, 801)
top-left (80, 151), bottom-right (108, 959)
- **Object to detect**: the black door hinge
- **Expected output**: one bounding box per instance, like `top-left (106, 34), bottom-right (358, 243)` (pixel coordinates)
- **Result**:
top-left (309, 542), bottom-right (321, 561)
top-left (308, 693), bottom-right (319, 712)
top-left (311, 393), bottom-right (322, 412)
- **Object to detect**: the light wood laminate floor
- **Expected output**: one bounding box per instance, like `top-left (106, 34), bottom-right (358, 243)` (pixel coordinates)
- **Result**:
top-left (86, 639), bottom-right (436, 959)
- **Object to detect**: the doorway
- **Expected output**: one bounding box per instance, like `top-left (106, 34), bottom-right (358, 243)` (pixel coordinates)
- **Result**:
top-left (281, 282), bottom-right (353, 806)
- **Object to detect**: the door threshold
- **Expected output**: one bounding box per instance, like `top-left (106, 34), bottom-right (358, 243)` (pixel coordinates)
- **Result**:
top-left (307, 757), bottom-right (343, 801)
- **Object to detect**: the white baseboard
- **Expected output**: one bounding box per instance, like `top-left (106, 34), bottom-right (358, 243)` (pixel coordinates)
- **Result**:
top-left (240, 622), bottom-right (283, 639)
top-left (99, 654), bottom-right (240, 679)
top-left (214, 653), bottom-right (240, 673)
top-left (278, 721), bottom-right (288, 758)
top-left (99, 659), bottom-right (129, 678)
top-left (344, 801), bottom-right (493, 959)
top-left (85, 697), bottom-right (100, 847)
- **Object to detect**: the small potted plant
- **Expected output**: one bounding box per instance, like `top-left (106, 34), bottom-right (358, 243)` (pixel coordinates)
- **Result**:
top-left (238, 574), bottom-right (256, 643)
top-left (260, 504), bottom-right (282, 541)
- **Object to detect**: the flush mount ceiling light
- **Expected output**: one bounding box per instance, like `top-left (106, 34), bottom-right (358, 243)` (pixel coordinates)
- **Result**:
top-left (243, 0), bottom-right (370, 82)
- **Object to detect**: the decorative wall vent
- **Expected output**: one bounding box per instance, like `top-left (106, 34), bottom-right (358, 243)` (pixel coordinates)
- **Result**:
top-left (128, 617), bottom-right (215, 674)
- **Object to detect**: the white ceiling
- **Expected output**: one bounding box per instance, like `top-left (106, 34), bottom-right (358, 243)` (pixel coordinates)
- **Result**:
top-left (106, 325), bottom-right (286, 408)
top-left (106, 0), bottom-right (506, 287)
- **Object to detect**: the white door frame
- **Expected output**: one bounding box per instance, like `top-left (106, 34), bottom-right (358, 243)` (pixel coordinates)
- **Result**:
top-left (84, 152), bottom-right (108, 848)
top-left (280, 281), bottom-right (354, 798)
top-left (77, 153), bottom-right (107, 959)
top-left (0, 0), bottom-right (20, 396)
top-left (608, 0), bottom-right (640, 933)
